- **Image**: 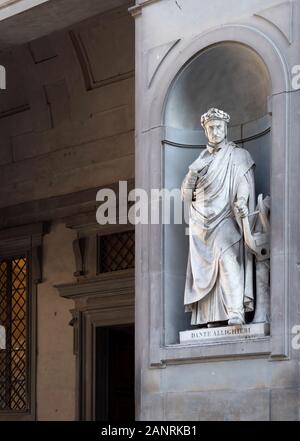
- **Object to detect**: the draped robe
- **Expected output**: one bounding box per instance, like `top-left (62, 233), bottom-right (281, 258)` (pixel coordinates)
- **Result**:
top-left (182, 141), bottom-right (255, 325)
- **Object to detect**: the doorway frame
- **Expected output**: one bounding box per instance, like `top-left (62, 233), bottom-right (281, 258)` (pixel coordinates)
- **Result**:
top-left (56, 268), bottom-right (134, 421)
top-left (96, 324), bottom-right (135, 421)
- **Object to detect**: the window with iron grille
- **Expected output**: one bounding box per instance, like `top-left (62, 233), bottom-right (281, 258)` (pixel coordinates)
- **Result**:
top-left (98, 231), bottom-right (135, 273)
top-left (0, 256), bottom-right (28, 412)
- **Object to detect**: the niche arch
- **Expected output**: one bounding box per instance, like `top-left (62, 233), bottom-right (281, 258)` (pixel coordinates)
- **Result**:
top-left (143, 24), bottom-right (290, 364)
top-left (163, 42), bottom-right (272, 344)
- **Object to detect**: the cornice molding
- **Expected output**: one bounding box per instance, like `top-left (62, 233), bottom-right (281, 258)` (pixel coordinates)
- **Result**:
top-left (55, 269), bottom-right (135, 303)
top-left (0, 0), bottom-right (20, 9)
top-left (0, 179), bottom-right (135, 229)
top-left (129, 0), bottom-right (161, 17)
top-left (0, 222), bottom-right (48, 258)
top-left (0, 0), bottom-right (48, 17)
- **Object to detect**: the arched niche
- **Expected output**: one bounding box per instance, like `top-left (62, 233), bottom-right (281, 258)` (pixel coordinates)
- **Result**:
top-left (163, 42), bottom-right (272, 345)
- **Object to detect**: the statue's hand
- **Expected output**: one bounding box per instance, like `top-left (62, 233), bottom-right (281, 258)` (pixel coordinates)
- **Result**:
top-left (186, 169), bottom-right (198, 187)
top-left (235, 198), bottom-right (248, 218)
top-left (188, 168), bottom-right (198, 177)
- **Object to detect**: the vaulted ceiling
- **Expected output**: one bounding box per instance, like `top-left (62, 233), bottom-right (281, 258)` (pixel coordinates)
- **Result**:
top-left (0, 0), bottom-right (133, 49)
top-left (0, 2), bottom-right (135, 212)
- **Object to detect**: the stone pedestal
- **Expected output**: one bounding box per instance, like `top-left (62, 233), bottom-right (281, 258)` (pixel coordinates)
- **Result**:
top-left (179, 322), bottom-right (270, 344)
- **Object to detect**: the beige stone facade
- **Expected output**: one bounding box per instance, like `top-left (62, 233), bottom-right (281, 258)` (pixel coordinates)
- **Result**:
top-left (0, 0), bottom-right (300, 422)
top-left (0, 0), bottom-right (135, 421)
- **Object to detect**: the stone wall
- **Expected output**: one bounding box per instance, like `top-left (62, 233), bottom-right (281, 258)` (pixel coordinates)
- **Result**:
top-left (0, 3), bottom-right (134, 420)
top-left (0, 3), bottom-right (134, 208)
top-left (134, 0), bottom-right (300, 421)
top-left (37, 222), bottom-right (76, 421)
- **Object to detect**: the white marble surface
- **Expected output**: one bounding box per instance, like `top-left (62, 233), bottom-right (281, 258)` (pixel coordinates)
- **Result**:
top-left (180, 323), bottom-right (270, 344)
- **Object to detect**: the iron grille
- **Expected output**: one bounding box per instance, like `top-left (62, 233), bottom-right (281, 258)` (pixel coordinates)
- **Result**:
top-left (98, 231), bottom-right (135, 273)
top-left (0, 257), bottom-right (28, 411)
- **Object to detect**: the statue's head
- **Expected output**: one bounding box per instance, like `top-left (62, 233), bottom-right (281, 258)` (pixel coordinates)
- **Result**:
top-left (201, 108), bottom-right (230, 146)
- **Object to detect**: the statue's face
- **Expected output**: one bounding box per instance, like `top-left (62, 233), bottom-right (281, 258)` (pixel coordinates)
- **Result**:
top-left (204, 119), bottom-right (226, 145)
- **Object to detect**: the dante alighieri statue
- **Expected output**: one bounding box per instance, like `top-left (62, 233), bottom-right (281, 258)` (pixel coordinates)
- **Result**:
top-left (181, 108), bottom-right (256, 327)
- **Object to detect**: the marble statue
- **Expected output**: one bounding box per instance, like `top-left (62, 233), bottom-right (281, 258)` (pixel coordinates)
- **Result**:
top-left (181, 108), bottom-right (256, 327)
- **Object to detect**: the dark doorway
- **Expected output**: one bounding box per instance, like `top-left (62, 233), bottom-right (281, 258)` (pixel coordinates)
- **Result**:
top-left (95, 324), bottom-right (135, 421)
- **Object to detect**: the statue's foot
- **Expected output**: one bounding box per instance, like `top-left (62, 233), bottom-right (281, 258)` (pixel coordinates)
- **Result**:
top-left (228, 316), bottom-right (244, 326)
